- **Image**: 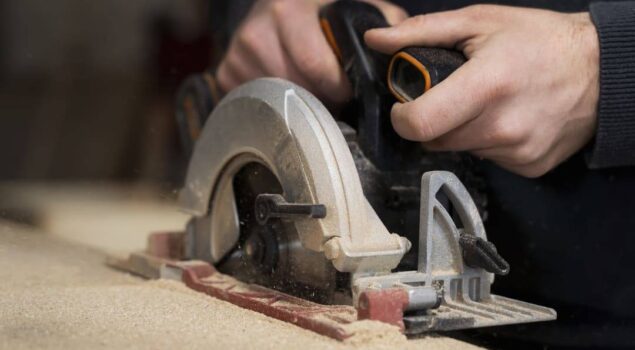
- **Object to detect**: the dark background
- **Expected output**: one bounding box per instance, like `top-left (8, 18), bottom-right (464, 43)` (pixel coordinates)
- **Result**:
top-left (0, 0), bottom-right (212, 186)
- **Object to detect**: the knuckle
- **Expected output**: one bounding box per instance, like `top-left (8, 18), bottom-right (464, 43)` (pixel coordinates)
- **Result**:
top-left (236, 25), bottom-right (259, 49)
top-left (270, 0), bottom-right (290, 21)
top-left (299, 53), bottom-right (330, 79)
top-left (384, 8), bottom-right (406, 24)
top-left (512, 144), bottom-right (540, 165)
top-left (390, 7), bottom-right (409, 20)
top-left (486, 67), bottom-right (517, 99)
top-left (409, 14), bottom-right (428, 28)
top-left (489, 121), bottom-right (523, 144)
top-left (464, 4), bottom-right (494, 19)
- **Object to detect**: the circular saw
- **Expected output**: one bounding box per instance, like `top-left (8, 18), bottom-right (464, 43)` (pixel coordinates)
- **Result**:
top-left (172, 0), bottom-right (556, 335)
top-left (177, 77), bottom-right (555, 333)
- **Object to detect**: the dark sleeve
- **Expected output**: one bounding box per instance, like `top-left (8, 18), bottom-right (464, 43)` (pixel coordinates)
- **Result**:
top-left (587, 1), bottom-right (635, 168)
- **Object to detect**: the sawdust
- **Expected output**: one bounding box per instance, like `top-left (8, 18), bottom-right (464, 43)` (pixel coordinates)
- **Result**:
top-left (342, 320), bottom-right (408, 347)
top-left (143, 279), bottom-right (480, 350)
top-left (145, 279), bottom-right (407, 348)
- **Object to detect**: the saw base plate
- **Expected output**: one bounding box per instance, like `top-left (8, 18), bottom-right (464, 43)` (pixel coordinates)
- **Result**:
top-left (109, 231), bottom-right (555, 340)
top-left (108, 232), bottom-right (397, 341)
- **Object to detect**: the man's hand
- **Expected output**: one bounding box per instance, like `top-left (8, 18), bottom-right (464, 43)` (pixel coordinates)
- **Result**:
top-left (217, 0), bottom-right (407, 105)
top-left (366, 5), bottom-right (600, 177)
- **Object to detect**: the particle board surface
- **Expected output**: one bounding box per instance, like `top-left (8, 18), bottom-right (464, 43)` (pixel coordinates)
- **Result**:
top-left (0, 183), bottom-right (483, 349)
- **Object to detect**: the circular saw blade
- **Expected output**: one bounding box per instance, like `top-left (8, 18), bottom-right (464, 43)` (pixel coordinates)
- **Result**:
top-left (212, 160), bottom-right (339, 302)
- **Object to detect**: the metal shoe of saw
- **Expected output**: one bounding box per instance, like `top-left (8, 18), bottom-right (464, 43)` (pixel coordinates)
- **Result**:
top-left (179, 78), bottom-right (556, 333)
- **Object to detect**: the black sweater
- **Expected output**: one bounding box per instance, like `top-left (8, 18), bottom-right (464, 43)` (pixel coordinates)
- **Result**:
top-left (589, 2), bottom-right (635, 167)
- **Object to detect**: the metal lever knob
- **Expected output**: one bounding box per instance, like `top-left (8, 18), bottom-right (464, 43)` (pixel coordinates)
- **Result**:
top-left (255, 194), bottom-right (326, 225)
top-left (459, 232), bottom-right (510, 276)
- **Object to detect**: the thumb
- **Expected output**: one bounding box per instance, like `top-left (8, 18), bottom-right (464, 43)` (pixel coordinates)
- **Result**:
top-left (364, 8), bottom-right (484, 54)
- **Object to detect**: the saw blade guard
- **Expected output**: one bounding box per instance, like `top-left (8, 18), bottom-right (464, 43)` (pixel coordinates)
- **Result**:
top-left (179, 78), bottom-right (409, 273)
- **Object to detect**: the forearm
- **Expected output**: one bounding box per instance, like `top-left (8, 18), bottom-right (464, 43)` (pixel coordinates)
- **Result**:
top-left (587, 1), bottom-right (635, 168)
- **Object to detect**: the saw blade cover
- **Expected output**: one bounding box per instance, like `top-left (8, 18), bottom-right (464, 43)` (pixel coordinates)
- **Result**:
top-left (179, 78), bottom-right (410, 273)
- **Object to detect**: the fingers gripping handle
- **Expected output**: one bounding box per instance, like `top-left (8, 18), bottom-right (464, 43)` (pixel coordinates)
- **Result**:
top-left (319, 0), bottom-right (466, 102)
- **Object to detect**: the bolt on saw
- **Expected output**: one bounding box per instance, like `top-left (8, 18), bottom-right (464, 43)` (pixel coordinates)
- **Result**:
top-left (113, 0), bottom-right (556, 339)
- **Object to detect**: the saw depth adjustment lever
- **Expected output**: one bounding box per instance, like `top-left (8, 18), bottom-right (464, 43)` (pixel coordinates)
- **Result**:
top-left (255, 194), bottom-right (326, 225)
top-left (320, 0), bottom-right (467, 103)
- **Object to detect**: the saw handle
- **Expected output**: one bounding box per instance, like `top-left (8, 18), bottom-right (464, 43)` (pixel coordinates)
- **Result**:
top-left (174, 71), bottom-right (221, 156)
top-left (388, 47), bottom-right (466, 103)
top-left (319, 0), bottom-right (466, 102)
top-left (319, 0), bottom-right (389, 86)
